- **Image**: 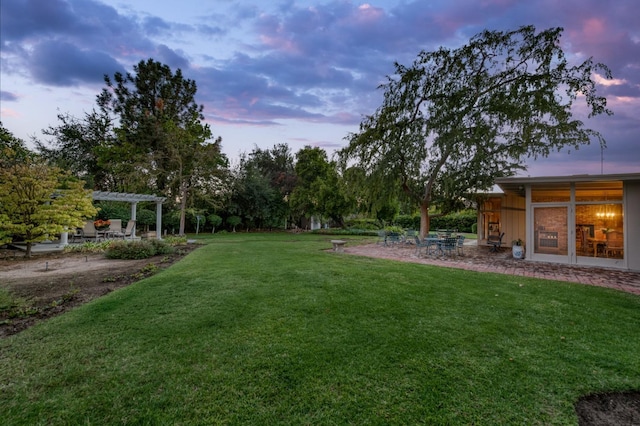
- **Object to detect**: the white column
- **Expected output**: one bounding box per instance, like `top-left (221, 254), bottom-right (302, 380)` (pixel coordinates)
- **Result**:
top-left (130, 202), bottom-right (138, 238)
top-left (156, 202), bottom-right (163, 240)
top-left (60, 228), bottom-right (69, 247)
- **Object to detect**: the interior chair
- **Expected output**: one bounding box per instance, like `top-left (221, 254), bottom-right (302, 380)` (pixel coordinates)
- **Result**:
top-left (605, 230), bottom-right (624, 258)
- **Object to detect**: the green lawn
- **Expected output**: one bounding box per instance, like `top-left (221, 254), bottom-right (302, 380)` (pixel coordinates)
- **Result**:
top-left (1, 233), bottom-right (639, 424)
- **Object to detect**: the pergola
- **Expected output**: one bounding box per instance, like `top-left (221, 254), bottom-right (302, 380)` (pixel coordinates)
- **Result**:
top-left (92, 191), bottom-right (167, 239)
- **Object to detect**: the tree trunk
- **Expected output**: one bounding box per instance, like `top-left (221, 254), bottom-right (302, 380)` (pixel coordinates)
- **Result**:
top-left (25, 242), bottom-right (33, 258)
top-left (419, 201), bottom-right (431, 239)
top-left (178, 183), bottom-right (187, 236)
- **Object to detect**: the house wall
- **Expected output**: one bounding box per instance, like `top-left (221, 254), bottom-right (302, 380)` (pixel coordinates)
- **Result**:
top-left (501, 194), bottom-right (526, 247)
top-left (625, 181), bottom-right (640, 271)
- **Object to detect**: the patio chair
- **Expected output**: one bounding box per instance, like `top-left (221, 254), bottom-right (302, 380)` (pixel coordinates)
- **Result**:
top-left (121, 220), bottom-right (136, 239)
top-left (385, 232), bottom-right (402, 246)
top-left (404, 229), bottom-right (417, 244)
top-left (456, 235), bottom-right (466, 255)
top-left (414, 236), bottom-right (433, 256)
top-left (70, 227), bottom-right (84, 243)
top-left (487, 232), bottom-right (505, 252)
top-left (440, 237), bottom-right (458, 256)
top-left (108, 219), bottom-right (123, 237)
top-left (81, 221), bottom-right (99, 241)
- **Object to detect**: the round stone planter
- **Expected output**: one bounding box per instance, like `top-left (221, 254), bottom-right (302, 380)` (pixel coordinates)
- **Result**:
top-left (512, 245), bottom-right (525, 259)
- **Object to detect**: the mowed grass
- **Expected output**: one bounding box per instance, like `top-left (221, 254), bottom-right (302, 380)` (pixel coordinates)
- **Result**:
top-left (1, 233), bottom-right (639, 424)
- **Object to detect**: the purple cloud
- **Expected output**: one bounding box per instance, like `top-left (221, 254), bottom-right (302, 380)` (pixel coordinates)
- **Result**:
top-left (1, 91), bottom-right (19, 101)
top-left (29, 40), bottom-right (125, 86)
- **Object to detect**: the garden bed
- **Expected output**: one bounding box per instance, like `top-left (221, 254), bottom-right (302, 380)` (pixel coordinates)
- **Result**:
top-left (0, 244), bottom-right (199, 338)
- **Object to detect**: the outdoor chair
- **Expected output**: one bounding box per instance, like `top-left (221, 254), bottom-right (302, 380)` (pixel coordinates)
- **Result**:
top-left (113, 220), bottom-right (136, 239)
top-left (404, 229), bottom-right (417, 244)
top-left (440, 237), bottom-right (458, 256)
top-left (385, 232), bottom-right (402, 246)
top-left (487, 232), bottom-right (505, 252)
top-left (108, 219), bottom-right (123, 237)
top-left (414, 236), bottom-right (433, 256)
top-left (122, 220), bottom-right (136, 239)
top-left (81, 221), bottom-right (99, 241)
top-left (456, 235), bottom-right (465, 255)
top-left (70, 227), bottom-right (84, 243)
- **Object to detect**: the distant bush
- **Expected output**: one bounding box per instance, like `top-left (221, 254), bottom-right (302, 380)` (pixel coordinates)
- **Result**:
top-left (64, 241), bottom-right (112, 253)
top-left (149, 239), bottom-right (175, 255)
top-left (163, 236), bottom-right (188, 246)
top-left (94, 202), bottom-right (130, 222)
top-left (344, 218), bottom-right (379, 230)
top-left (105, 240), bottom-right (157, 259)
top-left (395, 215), bottom-right (420, 230)
top-left (429, 210), bottom-right (477, 232)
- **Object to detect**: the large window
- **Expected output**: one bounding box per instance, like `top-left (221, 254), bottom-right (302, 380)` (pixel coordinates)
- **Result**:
top-left (575, 181), bottom-right (624, 259)
top-left (531, 183), bottom-right (570, 203)
top-left (575, 186), bottom-right (624, 260)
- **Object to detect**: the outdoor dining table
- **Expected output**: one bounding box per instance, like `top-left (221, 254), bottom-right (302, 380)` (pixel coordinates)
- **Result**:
top-left (423, 237), bottom-right (441, 255)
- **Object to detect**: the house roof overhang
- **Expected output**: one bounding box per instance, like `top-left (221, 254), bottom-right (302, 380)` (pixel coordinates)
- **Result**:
top-left (495, 172), bottom-right (640, 195)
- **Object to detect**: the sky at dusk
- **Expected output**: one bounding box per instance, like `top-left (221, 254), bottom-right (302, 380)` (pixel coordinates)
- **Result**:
top-left (1, 0), bottom-right (639, 177)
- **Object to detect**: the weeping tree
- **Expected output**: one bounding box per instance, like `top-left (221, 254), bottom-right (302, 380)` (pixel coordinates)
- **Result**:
top-left (339, 26), bottom-right (612, 237)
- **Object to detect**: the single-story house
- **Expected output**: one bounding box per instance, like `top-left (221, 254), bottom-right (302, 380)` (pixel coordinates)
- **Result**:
top-left (477, 173), bottom-right (640, 272)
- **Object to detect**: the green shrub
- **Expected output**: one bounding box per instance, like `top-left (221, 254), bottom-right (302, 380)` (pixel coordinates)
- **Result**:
top-left (226, 216), bottom-right (242, 232)
top-left (344, 218), bottom-right (379, 230)
top-left (64, 241), bottom-right (112, 253)
top-left (471, 222), bottom-right (478, 234)
top-left (105, 240), bottom-right (157, 259)
top-left (94, 202), bottom-right (130, 222)
top-left (136, 209), bottom-right (156, 230)
top-left (207, 214), bottom-right (223, 233)
top-left (149, 239), bottom-right (175, 255)
top-left (429, 210), bottom-right (477, 232)
top-left (395, 214), bottom-right (420, 230)
top-left (163, 236), bottom-right (188, 246)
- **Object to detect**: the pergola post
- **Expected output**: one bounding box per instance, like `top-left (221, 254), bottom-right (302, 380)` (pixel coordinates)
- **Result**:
top-left (130, 202), bottom-right (138, 239)
top-left (156, 202), bottom-right (163, 240)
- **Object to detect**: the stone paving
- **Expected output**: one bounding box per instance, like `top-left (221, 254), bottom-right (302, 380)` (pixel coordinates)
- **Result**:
top-left (342, 241), bottom-right (640, 296)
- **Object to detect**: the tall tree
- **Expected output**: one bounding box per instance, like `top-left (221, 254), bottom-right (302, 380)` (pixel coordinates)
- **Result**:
top-left (1, 122), bottom-right (34, 168)
top-left (339, 26), bottom-right (612, 237)
top-left (96, 58), bottom-right (218, 194)
top-left (230, 144), bottom-right (297, 229)
top-left (162, 121), bottom-right (226, 235)
top-left (290, 146), bottom-right (350, 227)
top-left (35, 111), bottom-right (116, 189)
top-left (96, 59), bottom-right (227, 233)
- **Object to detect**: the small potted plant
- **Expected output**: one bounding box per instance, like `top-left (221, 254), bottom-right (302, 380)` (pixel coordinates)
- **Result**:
top-left (512, 238), bottom-right (525, 259)
top-left (94, 219), bottom-right (111, 231)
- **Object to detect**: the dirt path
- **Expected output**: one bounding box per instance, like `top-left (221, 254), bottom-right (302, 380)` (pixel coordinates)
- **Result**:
top-left (0, 245), bottom-right (199, 337)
